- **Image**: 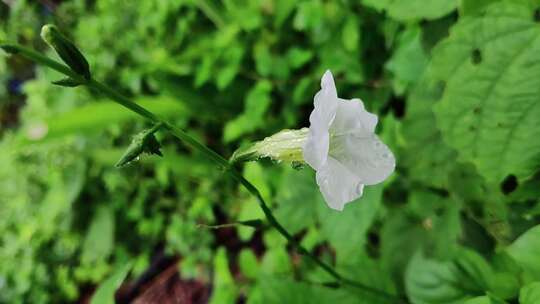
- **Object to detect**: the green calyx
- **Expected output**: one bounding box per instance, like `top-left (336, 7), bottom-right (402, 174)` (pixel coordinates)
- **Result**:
top-left (230, 128), bottom-right (308, 166)
top-left (40, 24), bottom-right (91, 80)
top-left (115, 123), bottom-right (164, 168)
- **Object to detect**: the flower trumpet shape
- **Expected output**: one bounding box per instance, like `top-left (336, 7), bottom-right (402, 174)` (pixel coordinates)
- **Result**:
top-left (230, 70), bottom-right (395, 211)
top-left (303, 71), bottom-right (395, 210)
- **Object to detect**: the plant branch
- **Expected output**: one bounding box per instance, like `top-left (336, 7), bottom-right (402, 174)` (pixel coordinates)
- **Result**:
top-left (1, 42), bottom-right (407, 304)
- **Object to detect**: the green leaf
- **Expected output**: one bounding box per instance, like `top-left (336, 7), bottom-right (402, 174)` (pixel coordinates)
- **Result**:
top-left (506, 224), bottom-right (540, 281)
top-left (90, 262), bottom-right (132, 304)
top-left (386, 25), bottom-right (429, 95)
top-left (459, 0), bottom-right (499, 16)
top-left (342, 17), bottom-right (360, 52)
top-left (318, 184), bottom-right (383, 262)
top-left (519, 282), bottom-right (540, 304)
top-left (275, 168), bottom-right (321, 234)
top-left (256, 276), bottom-right (364, 304)
top-left (286, 47), bottom-right (313, 69)
top-left (362, 0), bottom-right (458, 21)
top-left (432, 2), bottom-right (540, 183)
top-left (239, 249), bottom-right (260, 280)
top-left (209, 248), bottom-right (237, 304)
top-left (464, 296), bottom-right (506, 304)
top-left (401, 72), bottom-right (458, 188)
top-left (223, 80), bottom-right (273, 142)
top-left (464, 296), bottom-right (492, 304)
top-left (405, 248), bottom-right (494, 304)
top-left (20, 97), bottom-right (188, 143)
top-left (82, 206), bottom-right (115, 264)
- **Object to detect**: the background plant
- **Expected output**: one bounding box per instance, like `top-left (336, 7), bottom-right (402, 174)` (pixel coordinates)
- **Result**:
top-left (1, 0), bottom-right (539, 303)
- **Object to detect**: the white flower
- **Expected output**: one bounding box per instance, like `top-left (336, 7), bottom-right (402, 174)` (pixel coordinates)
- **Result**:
top-left (303, 70), bottom-right (395, 211)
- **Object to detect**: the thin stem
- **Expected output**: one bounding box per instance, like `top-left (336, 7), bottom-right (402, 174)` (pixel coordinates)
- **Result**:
top-left (3, 42), bottom-right (407, 304)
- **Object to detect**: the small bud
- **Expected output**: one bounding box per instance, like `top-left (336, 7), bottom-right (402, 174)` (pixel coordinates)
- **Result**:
top-left (40, 24), bottom-right (91, 79)
top-left (115, 124), bottom-right (163, 168)
top-left (230, 128), bottom-right (308, 165)
top-left (52, 78), bottom-right (82, 87)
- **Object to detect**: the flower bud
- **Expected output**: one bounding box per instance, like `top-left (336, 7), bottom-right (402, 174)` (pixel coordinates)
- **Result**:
top-left (115, 125), bottom-right (163, 168)
top-left (40, 24), bottom-right (91, 79)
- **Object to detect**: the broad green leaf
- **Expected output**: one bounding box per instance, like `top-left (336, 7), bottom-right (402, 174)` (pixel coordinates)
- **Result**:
top-left (336, 253), bottom-right (398, 304)
top-left (520, 282), bottom-right (540, 304)
top-left (362, 0), bottom-right (458, 21)
top-left (82, 206), bottom-right (115, 264)
top-left (401, 72), bottom-right (458, 188)
top-left (432, 2), bottom-right (540, 183)
top-left (386, 25), bottom-right (429, 95)
top-left (318, 184), bottom-right (383, 262)
top-left (405, 248), bottom-right (494, 304)
top-left (256, 276), bottom-right (365, 304)
top-left (209, 248), bottom-right (237, 304)
top-left (275, 168), bottom-right (322, 234)
top-left (90, 262), bottom-right (132, 304)
top-left (506, 224), bottom-right (540, 281)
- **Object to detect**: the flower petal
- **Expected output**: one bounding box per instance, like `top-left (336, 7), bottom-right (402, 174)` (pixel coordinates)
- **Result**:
top-left (304, 70), bottom-right (339, 170)
top-left (316, 157), bottom-right (364, 211)
top-left (303, 129), bottom-right (329, 170)
top-left (330, 98), bottom-right (378, 135)
top-left (329, 131), bottom-right (395, 185)
top-left (311, 70), bottom-right (338, 131)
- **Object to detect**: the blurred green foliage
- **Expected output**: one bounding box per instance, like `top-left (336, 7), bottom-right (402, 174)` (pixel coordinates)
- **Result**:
top-left (1, 0), bottom-right (540, 303)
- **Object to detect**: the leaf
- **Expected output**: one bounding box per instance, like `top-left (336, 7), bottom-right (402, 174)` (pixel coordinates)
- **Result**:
top-left (223, 80), bottom-right (273, 142)
top-left (318, 184), bottom-right (383, 262)
top-left (275, 168), bottom-right (321, 234)
top-left (432, 2), bottom-right (540, 183)
top-left (463, 296), bottom-right (506, 304)
top-left (342, 17), bottom-right (360, 52)
top-left (362, 0), bottom-right (458, 21)
top-left (82, 206), bottom-right (115, 264)
top-left (386, 25), bottom-right (429, 95)
top-left (506, 224), bottom-right (540, 281)
top-left (90, 262), bottom-right (132, 304)
top-left (459, 0), bottom-right (499, 16)
top-left (20, 97), bottom-right (188, 143)
top-left (286, 47), bottom-right (313, 69)
top-left (401, 72), bottom-right (458, 188)
top-left (209, 248), bottom-right (237, 304)
top-left (405, 248), bottom-right (494, 304)
top-left (238, 249), bottom-right (260, 280)
top-left (520, 282), bottom-right (540, 304)
top-left (255, 276), bottom-right (364, 304)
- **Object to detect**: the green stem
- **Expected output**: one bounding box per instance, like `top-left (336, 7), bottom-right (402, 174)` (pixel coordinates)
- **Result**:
top-left (2, 42), bottom-right (406, 304)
